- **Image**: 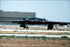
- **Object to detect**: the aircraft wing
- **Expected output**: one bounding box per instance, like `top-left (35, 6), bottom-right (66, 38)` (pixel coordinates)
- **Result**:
top-left (0, 17), bottom-right (70, 29)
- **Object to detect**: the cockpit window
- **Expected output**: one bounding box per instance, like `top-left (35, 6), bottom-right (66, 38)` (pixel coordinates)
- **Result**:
top-left (27, 17), bottom-right (46, 20)
top-left (28, 18), bottom-right (35, 20)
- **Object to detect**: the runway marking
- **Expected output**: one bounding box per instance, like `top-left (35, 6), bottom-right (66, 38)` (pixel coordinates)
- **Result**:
top-left (0, 34), bottom-right (70, 38)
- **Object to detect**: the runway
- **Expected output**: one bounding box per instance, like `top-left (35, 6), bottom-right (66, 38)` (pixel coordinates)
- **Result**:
top-left (0, 28), bottom-right (70, 33)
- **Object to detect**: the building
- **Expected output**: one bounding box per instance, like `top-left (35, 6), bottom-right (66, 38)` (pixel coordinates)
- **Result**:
top-left (0, 10), bottom-right (36, 26)
top-left (0, 10), bottom-right (36, 21)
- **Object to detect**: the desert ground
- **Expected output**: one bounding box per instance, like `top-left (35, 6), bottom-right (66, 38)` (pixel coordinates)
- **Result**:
top-left (0, 26), bottom-right (70, 47)
top-left (0, 31), bottom-right (70, 35)
top-left (0, 36), bottom-right (70, 47)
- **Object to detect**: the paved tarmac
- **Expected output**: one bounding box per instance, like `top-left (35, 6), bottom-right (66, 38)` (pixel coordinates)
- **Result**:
top-left (0, 28), bottom-right (70, 33)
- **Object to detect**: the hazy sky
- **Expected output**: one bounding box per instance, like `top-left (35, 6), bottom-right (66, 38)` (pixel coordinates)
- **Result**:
top-left (0, 0), bottom-right (70, 22)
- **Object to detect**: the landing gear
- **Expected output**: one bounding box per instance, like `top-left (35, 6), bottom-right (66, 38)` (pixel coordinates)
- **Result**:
top-left (48, 24), bottom-right (53, 30)
top-left (20, 23), bottom-right (28, 28)
top-left (20, 23), bottom-right (53, 30)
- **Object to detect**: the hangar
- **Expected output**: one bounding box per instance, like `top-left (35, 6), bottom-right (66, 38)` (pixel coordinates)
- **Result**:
top-left (0, 10), bottom-right (36, 26)
top-left (0, 10), bottom-right (36, 21)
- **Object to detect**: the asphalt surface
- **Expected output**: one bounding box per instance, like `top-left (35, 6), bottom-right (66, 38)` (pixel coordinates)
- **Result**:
top-left (0, 29), bottom-right (70, 33)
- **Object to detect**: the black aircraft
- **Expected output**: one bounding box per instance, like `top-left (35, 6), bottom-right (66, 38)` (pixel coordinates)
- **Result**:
top-left (0, 17), bottom-right (70, 29)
